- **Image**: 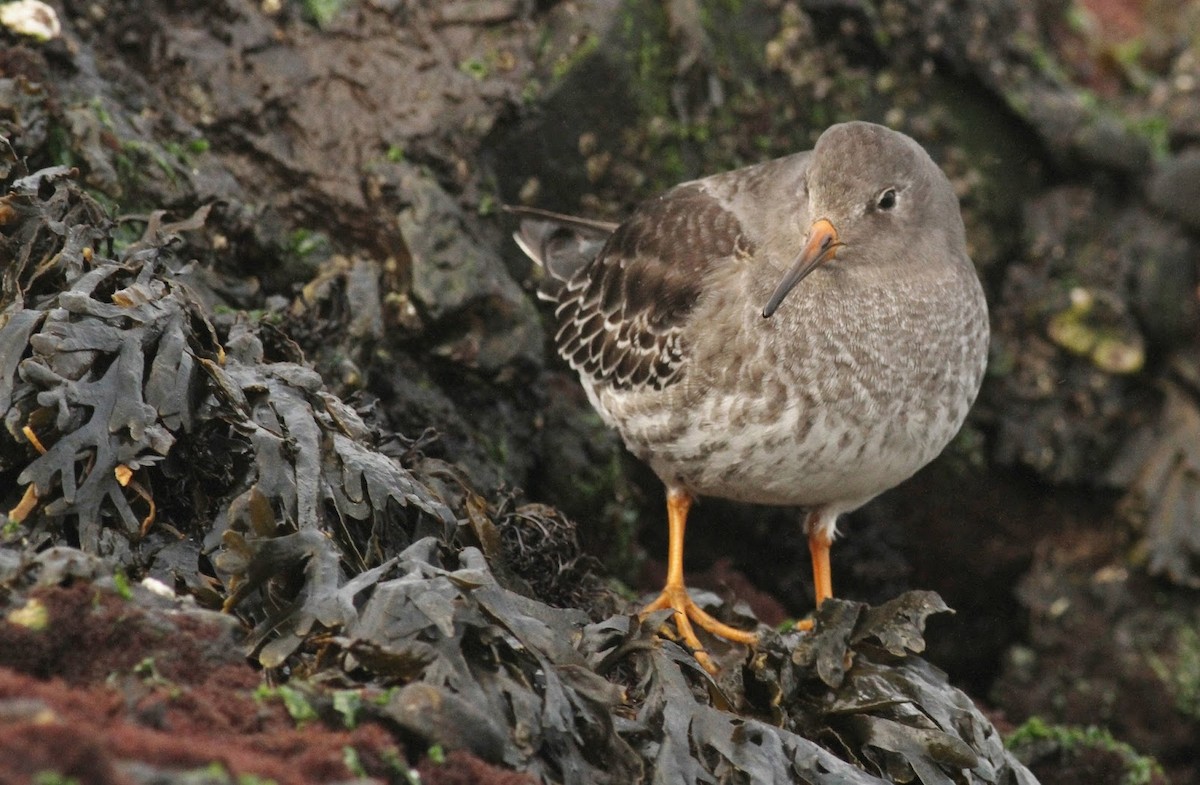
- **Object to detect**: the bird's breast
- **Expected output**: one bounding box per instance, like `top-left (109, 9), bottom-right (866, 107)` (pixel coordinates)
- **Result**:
top-left (585, 260), bottom-right (988, 509)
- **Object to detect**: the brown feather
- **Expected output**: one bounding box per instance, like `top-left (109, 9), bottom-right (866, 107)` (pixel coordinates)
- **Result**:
top-left (549, 183), bottom-right (752, 391)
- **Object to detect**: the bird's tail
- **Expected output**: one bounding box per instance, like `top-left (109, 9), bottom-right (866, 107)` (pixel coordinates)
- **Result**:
top-left (504, 205), bottom-right (615, 302)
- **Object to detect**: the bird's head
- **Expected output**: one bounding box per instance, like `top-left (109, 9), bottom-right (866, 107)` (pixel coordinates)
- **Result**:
top-left (762, 121), bottom-right (963, 318)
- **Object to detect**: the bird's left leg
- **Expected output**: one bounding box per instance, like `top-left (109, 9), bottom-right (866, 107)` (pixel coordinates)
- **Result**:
top-left (795, 508), bottom-right (835, 632)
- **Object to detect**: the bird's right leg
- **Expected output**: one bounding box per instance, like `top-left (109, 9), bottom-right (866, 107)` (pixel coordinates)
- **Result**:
top-left (640, 486), bottom-right (757, 672)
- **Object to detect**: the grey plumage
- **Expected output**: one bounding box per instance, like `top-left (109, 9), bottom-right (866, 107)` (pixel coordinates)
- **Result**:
top-left (511, 122), bottom-right (989, 644)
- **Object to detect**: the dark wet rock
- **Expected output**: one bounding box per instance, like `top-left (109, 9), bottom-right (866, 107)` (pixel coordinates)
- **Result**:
top-left (992, 552), bottom-right (1200, 782)
top-left (1163, 84), bottom-right (1200, 143)
top-left (27, 0), bottom-right (541, 310)
top-left (90, 0), bottom-right (532, 216)
top-left (1011, 84), bottom-right (1155, 174)
top-left (987, 186), bottom-right (1162, 484)
top-left (1108, 370), bottom-right (1200, 590)
top-left (391, 161), bottom-right (543, 373)
top-left (1142, 2), bottom-right (1200, 140)
top-left (530, 371), bottom-right (637, 570)
top-left (1007, 717), bottom-right (1170, 785)
top-left (1147, 147), bottom-right (1200, 231)
top-left (864, 0), bottom-right (1174, 177)
top-left (4, 36), bottom-right (241, 213)
top-left (486, 0), bottom-right (632, 213)
top-left (1121, 211), bottom-right (1200, 349)
top-left (283, 249), bottom-right (547, 497)
top-left (488, 0), bottom-right (785, 215)
top-left (370, 351), bottom-right (545, 494)
top-left (868, 465), bottom-right (1080, 697)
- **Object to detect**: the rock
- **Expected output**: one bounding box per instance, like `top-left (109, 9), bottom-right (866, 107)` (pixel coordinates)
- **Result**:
top-left (988, 187), bottom-right (1161, 484)
top-left (1147, 147), bottom-right (1200, 231)
top-left (393, 162), bottom-right (543, 373)
top-left (993, 552), bottom-right (1200, 776)
top-left (1108, 373), bottom-right (1200, 589)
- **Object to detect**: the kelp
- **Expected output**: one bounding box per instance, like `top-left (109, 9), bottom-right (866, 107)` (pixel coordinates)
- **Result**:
top-left (0, 164), bottom-right (453, 606)
top-left (1, 169), bottom-right (213, 552)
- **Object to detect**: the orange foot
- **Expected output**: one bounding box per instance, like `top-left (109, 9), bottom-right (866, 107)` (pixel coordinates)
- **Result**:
top-left (641, 582), bottom-right (757, 672)
top-left (643, 487), bottom-right (757, 673)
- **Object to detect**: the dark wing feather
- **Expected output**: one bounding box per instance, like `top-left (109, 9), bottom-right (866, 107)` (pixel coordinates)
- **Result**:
top-left (508, 206), bottom-right (616, 302)
top-left (552, 183), bottom-right (751, 391)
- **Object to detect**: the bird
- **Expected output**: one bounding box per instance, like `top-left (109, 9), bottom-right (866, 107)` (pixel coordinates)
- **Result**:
top-left (510, 121), bottom-right (990, 672)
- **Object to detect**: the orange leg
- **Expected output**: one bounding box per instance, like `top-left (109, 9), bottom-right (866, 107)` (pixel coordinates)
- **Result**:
top-left (640, 487), bottom-right (757, 671)
top-left (809, 526), bottom-right (833, 606)
top-left (794, 513), bottom-right (834, 632)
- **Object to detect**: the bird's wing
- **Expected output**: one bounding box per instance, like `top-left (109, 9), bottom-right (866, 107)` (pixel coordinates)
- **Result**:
top-left (551, 182), bottom-right (749, 391)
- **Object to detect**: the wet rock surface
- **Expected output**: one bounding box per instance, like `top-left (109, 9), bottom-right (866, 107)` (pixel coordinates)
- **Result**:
top-left (2, 0), bottom-right (1199, 783)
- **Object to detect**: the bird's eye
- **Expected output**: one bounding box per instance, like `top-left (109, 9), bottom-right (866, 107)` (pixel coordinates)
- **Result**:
top-left (876, 188), bottom-right (897, 211)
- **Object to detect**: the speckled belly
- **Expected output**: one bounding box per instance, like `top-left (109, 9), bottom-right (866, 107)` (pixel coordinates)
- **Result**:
top-left (589, 381), bottom-right (962, 511)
